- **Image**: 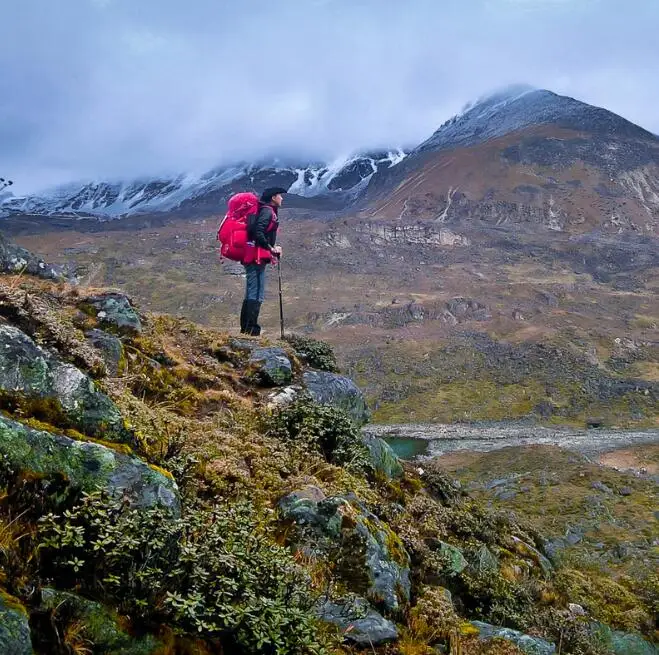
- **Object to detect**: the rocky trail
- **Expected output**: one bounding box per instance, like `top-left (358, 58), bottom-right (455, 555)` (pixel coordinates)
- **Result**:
top-left (364, 421), bottom-right (659, 462)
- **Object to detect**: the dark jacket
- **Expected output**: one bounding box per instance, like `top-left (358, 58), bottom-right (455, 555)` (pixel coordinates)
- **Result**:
top-left (251, 203), bottom-right (279, 251)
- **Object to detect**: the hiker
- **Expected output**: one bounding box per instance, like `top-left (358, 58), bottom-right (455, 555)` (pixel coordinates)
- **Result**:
top-left (239, 186), bottom-right (286, 335)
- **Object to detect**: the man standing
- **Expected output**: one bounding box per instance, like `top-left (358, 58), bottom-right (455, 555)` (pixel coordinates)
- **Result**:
top-left (240, 186), bottom-right (286, 336)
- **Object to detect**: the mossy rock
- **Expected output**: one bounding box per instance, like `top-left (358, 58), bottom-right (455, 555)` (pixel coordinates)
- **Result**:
top-left (247, 347), bottom-right (293, 386)
top-left (279, 486), bottom-right (410, 612)
top-left (0, 415), bottom-right (180, 514)
top-left (0, 591), bottom-right (32, 655)
top-left (0, 232), bottom-right (64, 280)
top-left (316, 596), bottom-right (398, 645)
top-left (470, 621), bottom-right (556, 655)
top-left (85, 329), bottom-right (126, 377)
top-left (362, 434), bottom-right (404, 480)
top-left (80, 292), bottom-right (142, 335)
top-left (0, 325), bottom-right (130, 442)
top-left (302, 370), bottom-right (370, 426)
top-left (590, 622), bottom-right (659, 655)
top-left (38, 588), bottom-right (161, 655)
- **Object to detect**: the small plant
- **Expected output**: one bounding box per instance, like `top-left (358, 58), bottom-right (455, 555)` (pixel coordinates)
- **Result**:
top-left (268, 395), bottom-right (373, 474)
top-left (284, 334), bottom-right (338, 372)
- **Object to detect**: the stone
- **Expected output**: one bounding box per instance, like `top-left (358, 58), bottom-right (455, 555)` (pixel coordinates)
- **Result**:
top-left (0, 415), bottom-right (180, 514)
top-left (81, 292), bottom-right (142, 335)
top-left (0, 325), bottom-right (130, 442)
top-left (302, 370), bottom-right (370, 426)
top-left (590, 622), bottom-right (659, 655)
top-left (619, 486), bottom-right (633, 497)
top-left (86, 329), bottom-right (126, 377)
top-left (39, 588), bottom-right (161, 654)
top-left (316, 596), bottom-right (398, 645)
top-left (471, 621), bottom-right (556, 655)
top-left (248, 347), bottom-right (293, 386)
top-left (0, 592), bottom-right (32, 655)
top-left (592, 481), bottom-right (613, 494)
top-left (0, 232), bottom-right (64, 281)
top-left (266, 385), bottom-right (302, 410)
top-left (279, 488), bottom-right (411, 612)
top-left (435, 541), bottom-right (469, 576)
top-left (362, 434), bottom-right (404, 479)
top-left (510, 536), bottom-right (553, 576)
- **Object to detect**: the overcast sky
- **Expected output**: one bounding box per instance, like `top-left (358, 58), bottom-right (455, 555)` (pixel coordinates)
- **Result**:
top-left (1, 0), bottom-right (658, 193)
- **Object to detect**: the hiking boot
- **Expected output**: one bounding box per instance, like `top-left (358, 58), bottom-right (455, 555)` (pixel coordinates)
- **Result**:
top-left (244, 300), bottom-right (262, 337)
top-left (239, 299), bottom-right (249, 334)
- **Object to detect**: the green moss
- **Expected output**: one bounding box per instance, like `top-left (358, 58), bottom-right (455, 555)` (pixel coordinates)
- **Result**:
top-left (0, 590), bottom-right (28, 616)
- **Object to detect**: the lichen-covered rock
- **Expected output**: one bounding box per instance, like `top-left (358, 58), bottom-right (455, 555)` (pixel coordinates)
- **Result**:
top-left (0, 232), bottom-right (64, 280)
top-left (279, 486), bottom-right (410, 612)
top-left (302, 370), bottom-right (370, 426)
top-left (0, 415), bottom-right (179, 514)
top-left (0, 592), bottom-right (32, 655)
top-left (38, 588), bottom-right (161, 654)
top-left (435, 541), bottom-right (468, 576)
top-left (471, 621), bottom-right (556, 655)
top-left (248, 347), bottom-right (293, 386)
top-left (317, 596), bottom-right (398, 645)
top-left (362, 434), bottom-right (403, 479)
top-left (81, 292), bottom-right (142, 335)
top-left (85, 329), bottom-right (126, 377)
top-left (590, 623), bottom-right (659, 655)
top-left (0, 325), bottom-right (130, 442)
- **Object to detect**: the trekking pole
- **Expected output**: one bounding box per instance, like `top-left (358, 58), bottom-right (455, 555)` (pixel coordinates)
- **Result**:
top-left (277, 257), bottom-right (285, 340)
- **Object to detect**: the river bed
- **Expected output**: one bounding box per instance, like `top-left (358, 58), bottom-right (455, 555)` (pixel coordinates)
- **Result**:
top-left (363, 422), bottom-right (659, 461)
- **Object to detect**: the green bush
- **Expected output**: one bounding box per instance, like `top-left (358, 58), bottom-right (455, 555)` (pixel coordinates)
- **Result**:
top-left (268, 396), bottom-right (372, 474)
top-left (38, 492), bottom-right (329, 654)
top-left (284, 334), bottom-right (338, 372)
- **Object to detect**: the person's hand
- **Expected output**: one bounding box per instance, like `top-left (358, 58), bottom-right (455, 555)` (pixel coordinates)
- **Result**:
top-left (271, 246), bottom-right (282, 257)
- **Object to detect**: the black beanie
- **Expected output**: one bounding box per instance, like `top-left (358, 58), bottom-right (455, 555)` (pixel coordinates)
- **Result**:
top-left (260, 186), bottom-right (288, 203)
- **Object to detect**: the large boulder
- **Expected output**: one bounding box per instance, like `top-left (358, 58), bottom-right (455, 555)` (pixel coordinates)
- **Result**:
top-left (302, 370), bottom-right (370, 426)
top-left (0, 415), bottom-right (180, 514)
top-left (0, 592), bottom-right (32, 655)
top-left (38, 588), bottom-right (161, 654)
top-left (80, 292), bottom-right (142, 335)
top-left (279, 486), bottom-right (410, 612)
top-left (0, 325), bottom-right (130, 442)
top-left (317, 597), bottom-right (398, 646)
top-left (248, 347), bottom-right (293, 386)
top-left (0, 232), bottom-right (64, 280)
top-left (470, 621), bottom-right (556, 655)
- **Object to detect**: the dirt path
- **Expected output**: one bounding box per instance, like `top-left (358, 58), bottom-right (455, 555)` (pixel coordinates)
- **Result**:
top-left (363, 422), bottom-right (659, 460)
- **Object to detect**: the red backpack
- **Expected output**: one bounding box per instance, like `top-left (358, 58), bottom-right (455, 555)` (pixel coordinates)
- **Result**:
top-left (216, 192), bottom-right (260, 262)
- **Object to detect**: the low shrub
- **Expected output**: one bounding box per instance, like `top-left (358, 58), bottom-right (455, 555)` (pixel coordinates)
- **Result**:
top-left (38, 492), bottom-right (329, 654)
top-left (284, 334), bottom-right (338, 372)
top-left (268, 395), bottom-right (372, 474)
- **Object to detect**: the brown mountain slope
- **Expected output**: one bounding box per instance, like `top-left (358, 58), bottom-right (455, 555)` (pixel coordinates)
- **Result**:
top-left (361, 125), bottom-right (659, 235)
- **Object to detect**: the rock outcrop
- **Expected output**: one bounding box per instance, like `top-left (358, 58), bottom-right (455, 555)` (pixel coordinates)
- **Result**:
top-left (279, 486), bottom-right (410, 612)
top-left (0, 415), bottom-right (179, 513)
top-left (302, 370), bottom-right (370, 426)
top-left (0, 593), bottom-right (32, 655)
top-left (0, 325), bottom-right (130, 442)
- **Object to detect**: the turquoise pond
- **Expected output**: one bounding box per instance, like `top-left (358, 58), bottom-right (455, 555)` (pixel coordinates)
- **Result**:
top-left (383, 437), bottom-right (429, 460)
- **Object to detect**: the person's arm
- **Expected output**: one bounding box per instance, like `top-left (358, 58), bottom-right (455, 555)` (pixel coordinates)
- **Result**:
top-left (253, 207), bottom-right (274, 250)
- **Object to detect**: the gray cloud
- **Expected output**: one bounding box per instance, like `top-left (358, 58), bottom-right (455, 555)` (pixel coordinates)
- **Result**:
top-left (1, 0), bottom-right (658, 193)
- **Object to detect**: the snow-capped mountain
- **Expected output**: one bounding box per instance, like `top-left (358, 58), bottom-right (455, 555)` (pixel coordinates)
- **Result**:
top-left (416, 84), bottom-right (657, 154)
top-left (0, 150), bottom-right (406, 219)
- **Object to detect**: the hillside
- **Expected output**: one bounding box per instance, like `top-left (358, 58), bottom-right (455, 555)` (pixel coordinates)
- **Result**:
top-left (0, 238), bottom-right (657, 654)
